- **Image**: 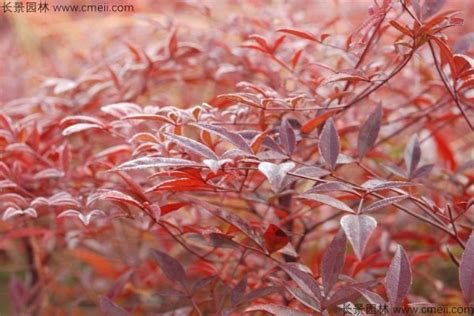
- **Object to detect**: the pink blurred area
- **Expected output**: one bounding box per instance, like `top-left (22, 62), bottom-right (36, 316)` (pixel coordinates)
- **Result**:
top-left (0, 0), bottom-right (472, 103)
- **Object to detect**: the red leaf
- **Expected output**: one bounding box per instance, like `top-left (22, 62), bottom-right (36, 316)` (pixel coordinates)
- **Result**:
top-left (319, 118), bottom-right (340, 170)
top-left (321, 229), bottom-right (347, 295)
top-left (358, 104), bottom-right (382, 159)
top-left (430, 128), bottom-right (457, 170)
top-left (300, 109), bottom-right (339, 134)
top-left (291, 48), bottom-right (304, 69)
top-left (432, 37), bottom-right (456, 77)
top-left (168, 29), bottom-right (178, 57)
top-left (389, 20), bottom-right (413, 37)
top-left (385, 245), bottom-right (412, 307)
top-left (460, 233), bottom-right (474, 304)
top-left (277, 28), bottom-right (318, 42)
top-left (340, 214), bottom-right (377, 261)
top-left (72, 249), bottom-right (122, 279)
top-left (250, 129), bottom-right (270, 153)
top-left (264, 224), bottom-right (289, 253)
top-left (160, 202), bottom-right (189, 216)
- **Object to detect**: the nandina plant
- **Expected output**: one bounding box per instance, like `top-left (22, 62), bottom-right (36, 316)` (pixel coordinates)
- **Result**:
top-left (1, 0), bottom-right (473, 315)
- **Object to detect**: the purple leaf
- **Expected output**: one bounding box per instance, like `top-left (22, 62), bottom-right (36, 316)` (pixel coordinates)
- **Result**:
top-left (362, 180), bottom-right (418, 192)
top-left (355, 288), bottom-right (386, 306)
top-left (243, 286), bottom-right (282, 303)
top-left (258, 161), bottom-right (295, 193)
top-left (319, 118), bottom-right (340, 170)
top-left (114, 157), bottom-right (202, 171)
top-left (305, 181), bottom-right (358, 195)
top-left (299, 193), bottom-right (354, 213)
top-left (8, 276), bottom-right (27, 315)
top-left (192, 275), bottom-right (217, 294)
top-left (411, 164), bottom-right (434, 179)
top-left (358, 104), bottom-right (382, 159)
top-left (279, 118), bottom-right (296, 155)
top-left (245, 303), bottom-right (312, 316)
top-left (164, 132), bottom-right (218, 160)
top-left (99, 296), bottom-right (130, 316)
top-left (453, 33), bottom-right (474, 54)
top-left (421, 0), bottom-right (445, 20)
top-left (404, 136), bottom-right (421, 178)
top-left (362, 195), bottom-right (409, 213)
top-left (285, 286), bottom-right (321, 312)
top-left (203, 205), bottom-right (265, 248)
top-left (340, 214), bottom-right (377, 261)
top-left (290, 166), bottom-right (331, 179)
top-left (152, 249), bottom-right (187, 289)
top-left (108, 270), bottom-right (134, 299)
top-left (231, 277), bottom-right (247, 306)
top-left (192, 123), bottom-right (252, 153)
top-left (460, 233), bottom-right (474, 304)
top-left (321, 229), bottom-right (347, 295)
top-left (383, 164), bottom-right (408, 179)
top-left (385, 245), bottom-right (412, 307)
top-left (280, 263), bottom-right (323, 301)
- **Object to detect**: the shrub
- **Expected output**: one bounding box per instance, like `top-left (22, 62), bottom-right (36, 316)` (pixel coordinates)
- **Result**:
top-left (1, 0), bottom-right (473, 315)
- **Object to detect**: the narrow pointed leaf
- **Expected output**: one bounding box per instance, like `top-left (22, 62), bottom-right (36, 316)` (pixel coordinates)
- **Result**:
top-left (152, 250), bottom-right (187, 288)
top-left (164, 132), bottom-right (218, 160)
top-left (319, 118), bottom-right (340, 170)
top-left (114, 157), bottom-right (201, 171)
top-left (358, 104), bottom-right (382, 159)
top-left (192, 123), bottom-right (252, 153)
top-left (99, 296), bottom-right (130, 316)
top-left (404, 136), bottom-right (421, 177)
top-left (385, 245), bottom-right (412, 307)
top-left (363, 195), bottom-right (409, 213)
top-left (279, 119), bottom-right (296, 155)
top-left (321, 229), bottom-right (347, 295)
top-left (299, 193), bottom-right (354, 213)
top-left (280, 263), bottom-right (322, 301)
top-left (460, 233), bottom-right (474, 304)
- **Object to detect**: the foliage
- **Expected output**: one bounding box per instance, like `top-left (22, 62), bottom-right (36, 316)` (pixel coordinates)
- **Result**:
top-left (1, 0), bottom-right (474, 315)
